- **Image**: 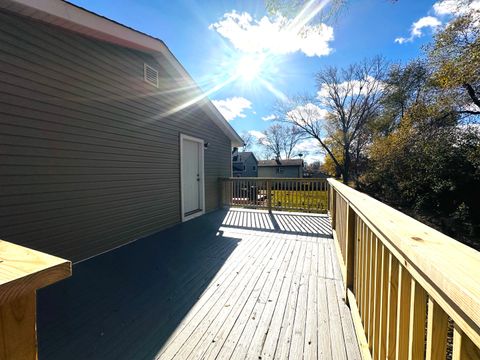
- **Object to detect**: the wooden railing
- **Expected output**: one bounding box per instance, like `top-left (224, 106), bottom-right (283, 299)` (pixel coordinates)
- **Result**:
top-left (0, 240), bottom-right (71, 359)
top-left (221, 177), bottom-right (328, 213)
top-left (327, 178), bottom-right (480, 360)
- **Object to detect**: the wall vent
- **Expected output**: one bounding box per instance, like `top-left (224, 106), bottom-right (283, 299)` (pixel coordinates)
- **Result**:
top-left (144, 63), bottom-right (159, 87)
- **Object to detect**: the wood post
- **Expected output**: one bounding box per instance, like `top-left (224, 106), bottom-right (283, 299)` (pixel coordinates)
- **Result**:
top-left (0, 292), bottom-right (37, 360)
top-left (0, 240), bottom-right (71, 360)
top-left (266, 180), bottom-right (272, 213)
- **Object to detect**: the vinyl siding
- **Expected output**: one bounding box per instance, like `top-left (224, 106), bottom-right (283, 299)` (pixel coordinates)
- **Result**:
top-left (258, 166), bottom-right (302, 178)
top-left (0, 11), bottom-right (232, 262)
top-left (232, 154), bottom-right (258, 177)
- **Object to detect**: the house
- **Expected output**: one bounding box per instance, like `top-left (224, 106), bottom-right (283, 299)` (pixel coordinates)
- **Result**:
top-left (0, 0), bottom-right (242, 263)
top-left (258, 158), bottom-right (304, 178)
top-left (232, 150), bottom-right (258, 177)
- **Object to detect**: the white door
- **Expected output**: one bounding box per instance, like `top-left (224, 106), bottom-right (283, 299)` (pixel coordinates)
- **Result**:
top-left (181, 135), bottom-right (204, 220)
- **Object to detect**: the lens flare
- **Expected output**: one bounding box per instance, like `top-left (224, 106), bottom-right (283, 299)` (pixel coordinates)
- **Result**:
top-left (235, 54), bottom-right (266, 82)
top-left (160, 0), bottom-right (332, 118)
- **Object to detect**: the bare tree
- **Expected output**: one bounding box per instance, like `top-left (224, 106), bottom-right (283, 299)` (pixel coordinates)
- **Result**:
top-left (240, 131), bottom-right (254, 151)
top-left (257, 124), bottom-right (305, 159)
top-left (277, 57), bottom-right (387, 183)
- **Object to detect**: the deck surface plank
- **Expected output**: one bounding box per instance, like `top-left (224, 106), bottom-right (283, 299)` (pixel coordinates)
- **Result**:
top-left (38, 208), bottom-right (361, 360)
top-left (156, 209), bottom-right (361, 360)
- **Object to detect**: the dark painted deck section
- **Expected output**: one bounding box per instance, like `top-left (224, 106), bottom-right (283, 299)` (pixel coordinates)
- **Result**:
top-left (37, 209), bottom-right (360, 359)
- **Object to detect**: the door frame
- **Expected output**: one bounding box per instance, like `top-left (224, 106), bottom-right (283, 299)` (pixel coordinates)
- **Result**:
top-left (180, 133), bottom-right (205, 222)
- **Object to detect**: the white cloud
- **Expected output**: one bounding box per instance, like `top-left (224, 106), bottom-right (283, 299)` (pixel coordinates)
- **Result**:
top-left (209, 11), bottom-right (334, 57)
top-left (248, 130), bottom-right (266, 140)
top-left (212, 97), bottom-right (252, 121)
top-left (294, 138), bottom-right (319, 152)
top-left (287, 103), bottom-right (328, 126)
top-left (262, 114), bottom-right (276, 121)
top-left (434, 0), bottom-right (480, 16)
top-left (395, 16), bottom-right (442, 44)
top-left (396, 0), bottom-right (480, 45)
top-left (303, 153), bottom-right (325, 164)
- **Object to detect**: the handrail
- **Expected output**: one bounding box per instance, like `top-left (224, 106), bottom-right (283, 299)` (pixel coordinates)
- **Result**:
top-left (327, 178), bottom-right (480, 359)
top-left (221, 177), bottom-right (328, 213)
top-left (0, 240), bottom-right (71, 359)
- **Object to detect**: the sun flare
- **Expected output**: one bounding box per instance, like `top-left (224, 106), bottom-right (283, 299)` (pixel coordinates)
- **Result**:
top-left (235, 54), bottom-right (266, 82)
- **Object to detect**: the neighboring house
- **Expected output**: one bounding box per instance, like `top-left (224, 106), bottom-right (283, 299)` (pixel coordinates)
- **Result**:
top-left (0, 0), bottom-right (242, 262)
top-left (232, 150), bottom-right (258, 177)
top-left (258, 159), bottom-right (304, 178)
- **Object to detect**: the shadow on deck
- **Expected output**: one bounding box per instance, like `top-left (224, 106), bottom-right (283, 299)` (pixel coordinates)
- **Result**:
top-left (37, 208), bottom-right (360, 360)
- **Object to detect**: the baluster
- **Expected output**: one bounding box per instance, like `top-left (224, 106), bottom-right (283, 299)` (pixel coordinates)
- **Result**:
top-left (452, 325), bottom-right (480, 360)
top-left (425, 298), bottom-right (448, 360)
top-left (386, 254), bottom-right (399, 359)
top-left (377, 244), bottom-right (389, 360)
top-left (372, 238), bottom-right (382, 358)
top-left (408, 280), bottom-right (427, 359)
top-left (361, 221), bottom-right (369, 324)
top-left (396, 266), bottom-right (412, 360)
top-left (355, 217), bottom-right (364, 314)
top-left (368, 234), bottom-right (378, 348)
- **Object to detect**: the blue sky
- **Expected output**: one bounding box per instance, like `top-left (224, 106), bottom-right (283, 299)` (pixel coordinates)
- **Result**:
top-left (70, 0), bottom-right (459, 161)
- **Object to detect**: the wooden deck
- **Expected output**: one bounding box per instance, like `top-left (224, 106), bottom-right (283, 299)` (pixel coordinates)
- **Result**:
top-left (37, 208), bottom-right (360, 360)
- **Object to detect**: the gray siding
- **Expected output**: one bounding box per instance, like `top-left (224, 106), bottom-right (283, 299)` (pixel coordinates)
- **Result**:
top-left (0, 11), bottom-right (231, 262)
top-left (232, 153), bottom-right (258, 177)
top-left (258, 166), bottom-right (302, 178)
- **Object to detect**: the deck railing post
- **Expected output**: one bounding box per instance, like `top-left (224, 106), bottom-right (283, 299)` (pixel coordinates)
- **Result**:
top-left (266, 179), bottom-right (272, 213)
top-left (0, 241), bottom-right (71, 360)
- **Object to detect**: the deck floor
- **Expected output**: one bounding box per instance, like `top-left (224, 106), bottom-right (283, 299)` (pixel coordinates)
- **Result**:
top-left (38, 208), bottom-right (360, 360)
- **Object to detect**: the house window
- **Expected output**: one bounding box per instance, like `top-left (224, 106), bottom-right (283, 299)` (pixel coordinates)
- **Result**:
top-left (253, 166), bottom-right (256, 171)
top-left (243, 165), bottom-right (246, 171)
top-left (276, 167), bottom-right (284, 174)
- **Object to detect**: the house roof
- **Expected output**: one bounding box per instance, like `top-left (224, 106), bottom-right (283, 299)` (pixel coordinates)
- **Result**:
top-left (235, 152), bottom-right (258, 163)
top-left (1, 0), bottom-right (243, 147)
top-left (258, 159), bottom-right (304, 167)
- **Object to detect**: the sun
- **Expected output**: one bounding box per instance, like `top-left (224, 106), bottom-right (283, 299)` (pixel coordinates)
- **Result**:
top-left (235, 54), bottom-right (266, 82)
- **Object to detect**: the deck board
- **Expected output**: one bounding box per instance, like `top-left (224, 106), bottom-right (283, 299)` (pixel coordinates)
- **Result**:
top-left (38, 208), bottom-right (361, 360)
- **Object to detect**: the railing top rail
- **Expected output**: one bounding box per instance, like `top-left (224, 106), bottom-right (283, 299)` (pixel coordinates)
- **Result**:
top-left (222, 177), bottom-right (328, 181)
top-left (327, 178), bottom-right (480, 344)
top-left (0, 240), bottom-right (71, 305)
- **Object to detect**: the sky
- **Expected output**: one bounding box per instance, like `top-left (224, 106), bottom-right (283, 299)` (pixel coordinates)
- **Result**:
top-left (70, 0), bottom-right (465, 162)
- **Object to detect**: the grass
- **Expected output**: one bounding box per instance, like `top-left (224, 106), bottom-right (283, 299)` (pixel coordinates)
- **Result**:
top-left (270, 190), bottom-right (328, 213)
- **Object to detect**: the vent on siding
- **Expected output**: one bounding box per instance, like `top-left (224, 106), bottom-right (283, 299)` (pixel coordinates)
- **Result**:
top-left (144, 64), bottom-right (159, 87)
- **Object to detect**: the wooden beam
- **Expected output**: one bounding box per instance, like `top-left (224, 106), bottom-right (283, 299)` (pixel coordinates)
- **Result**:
top-left (0, 240), bottom-right (71, 305)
